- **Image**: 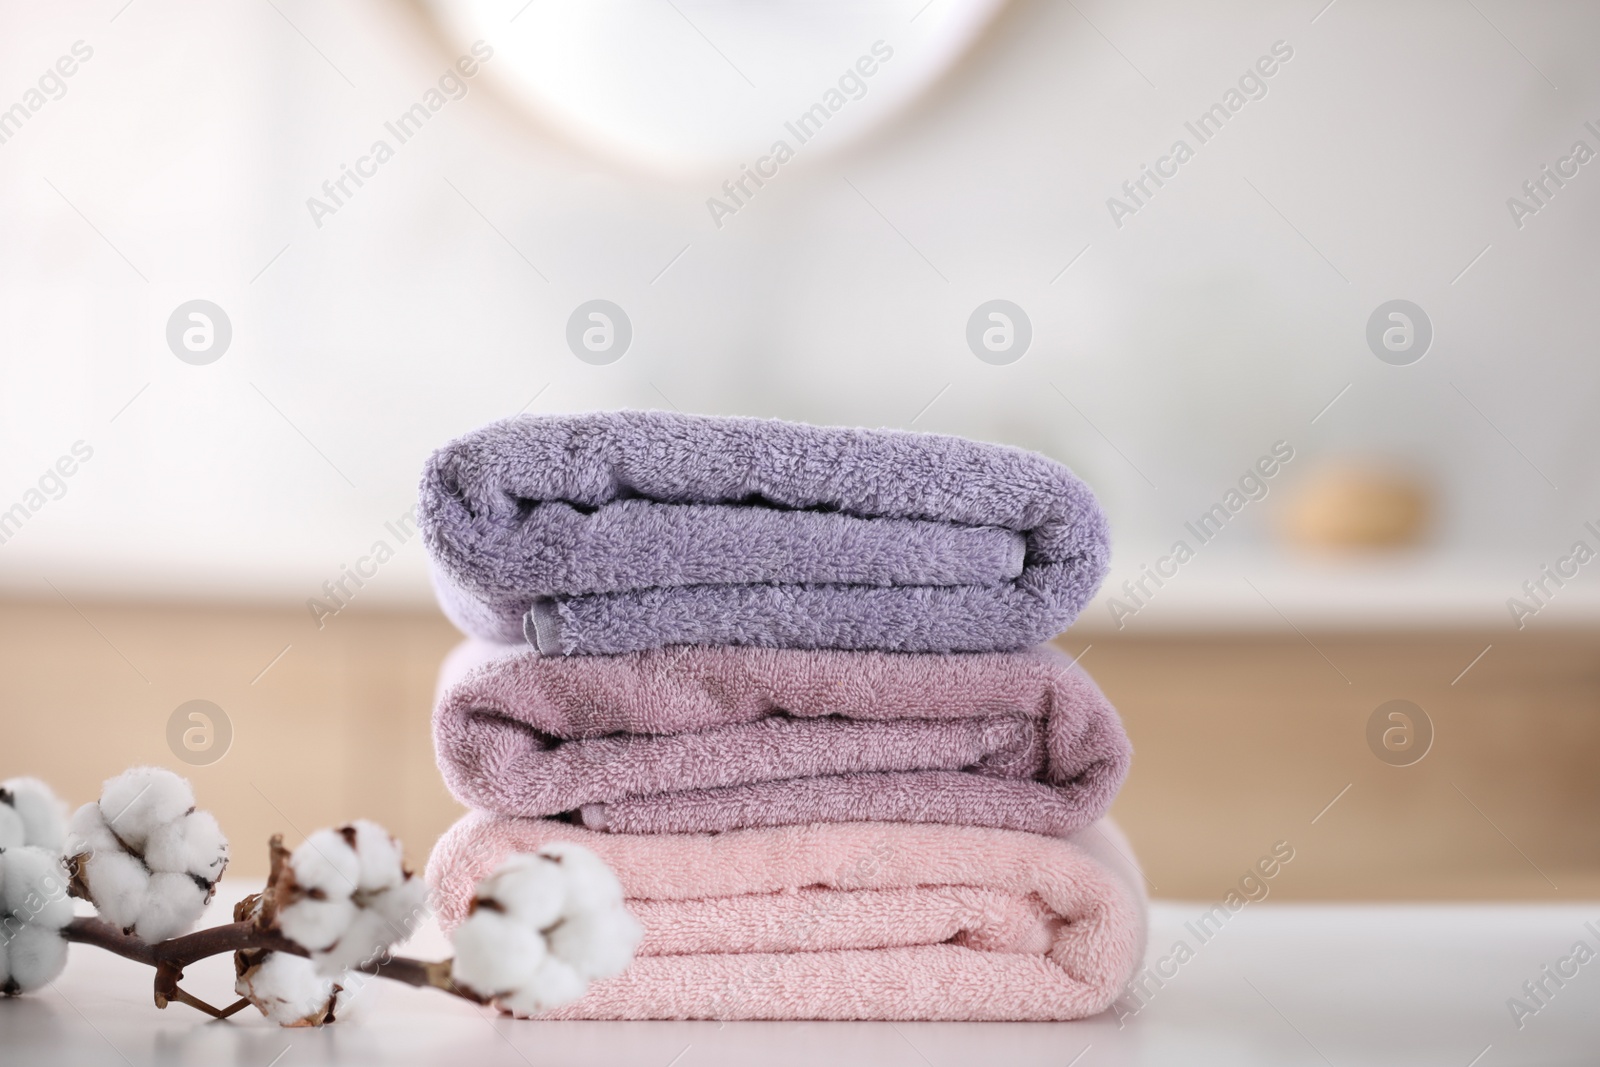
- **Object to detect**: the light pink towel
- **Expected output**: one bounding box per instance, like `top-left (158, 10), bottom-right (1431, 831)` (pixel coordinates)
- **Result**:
top-left (427, 814), bottom-right (1146, 1020)
top-left (433, 642), bottom-right (1131, 837)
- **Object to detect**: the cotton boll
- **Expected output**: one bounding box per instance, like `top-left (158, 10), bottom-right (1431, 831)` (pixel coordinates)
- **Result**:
top-left (144, 810), bottom-right (229, 887)
top-left (319, 875), bottom-right (428, 975)
top-left (497, 957), bottom-right (587, 1016)
top-left (79, 849), bottom-right (150, 933)
top-left (344, 907), bottom-right (401, 971)
top-left (278, 895), bottom-right (357, 952)
top-left (5, 923), bottom-right (68, 992)
top-left (62, 776), bottom-right (231, 944)
top-left (1, 778), bottom-right (68, 851)
top-left (65, 802), bottom-right (119, 857)
top-left (97, 768), bottom-right (194, 851)
top-left (455, 847), bottom-right (638, 1009)
top-left (546, 904), bottom-right (642, 981)
top-left (142, 819), bottom-right (189, 872)
top-left (312, 908), bottom-right (393, 975)
top-left (289, 830), bottom-right (361, 897)
top-left (278, 822), bottom-right (428, 971)
top-left (0, 847), bottom-right (75, 930)
top-left (478, 855), bottom-right (565, 929)
top-left (0, 805), bottom-right (23, 849)
top-left (236, 952), bottom-right (340, 1027)
top-left (348, 821), bottom-right (404, 894)
top-left (538, 842), bottom-right (624, 915)
top-left (366, 875), bottom-right (429, 933)
top-left (132, 872), bottom-right (209, 943)
top-left (449, 909), bottom-right (546, 996)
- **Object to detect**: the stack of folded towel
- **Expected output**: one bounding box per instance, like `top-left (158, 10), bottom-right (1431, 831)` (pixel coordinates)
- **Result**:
top-left (420, 410), bottom-right (1145, 1020)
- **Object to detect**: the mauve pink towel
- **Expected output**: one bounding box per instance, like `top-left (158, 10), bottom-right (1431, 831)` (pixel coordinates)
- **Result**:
top-left (427, 815), bottom-right (1146, 1020)
top-left (433, 642), bottom-right (1130, 837)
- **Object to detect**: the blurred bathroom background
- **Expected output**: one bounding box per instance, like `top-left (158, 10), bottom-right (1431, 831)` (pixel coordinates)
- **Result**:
top-left (2, 0), bottom-right (1596, 897)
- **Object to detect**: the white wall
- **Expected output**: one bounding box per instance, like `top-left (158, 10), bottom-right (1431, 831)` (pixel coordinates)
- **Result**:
top-left (1, 0), bottom-right (1596, 623)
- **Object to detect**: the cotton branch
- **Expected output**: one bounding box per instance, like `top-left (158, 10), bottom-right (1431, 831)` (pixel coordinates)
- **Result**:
top-left (12, 770), bottom-right (640, 1025)
top-left (60, 834), bottom-right (488, 1018)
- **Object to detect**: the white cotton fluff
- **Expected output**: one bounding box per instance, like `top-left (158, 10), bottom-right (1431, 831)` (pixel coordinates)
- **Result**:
top-left (75, 850), bottom-right (150, 934)
top-left (547, 904), bottom-right (643, 981)
top-left (450, 845), bottom-right (641, 1016)
top-left (0, 846), bottom-right (75, 994)
top-left (348, 820), bottom-right (404, 893)
top-left (1, 778), bottom-right (67, 851)
top-left (312, 897), bottom-right (418, 974)
top-left (97, 767), bottom-right (194, 851)
top-left (63, 771), bottom-right (227, 941)
top-left (277, 823), bottom-right (429, 976)
top-left (64, 801), bottom-right (121, 856)
top-left (2, 922), bottom-right (70, 993)
top-left (0, 806), bottom-right (23, 850)
top-left (538, 842), bottom-right (625, 915)
top-left (301, 874), bottom-right (428, 974)
top-left (313, 908), bottom-right (393, 974)
top-left (235, 952), bottom-right (341, 1026)
top-left (132, 873), bottom-right (209, 943)
top-left (289, 829), bottom-right (362, 897)
top-left (277, 896), bottom-right (356, 953)
top-left (0, 847), bottom-right (75, 930)
top-left (144, 811), bottom-right (228, 884)
top-left (476, 854), bottom-right (566, 929)
top-left (496, 957), bottom-right (587, 1016)
top-left (449, 908), bottom-right (546, 996)
top-left (367, 873), bottom-right (429, 929)
top-left (66, 802), bottom-right (148, 932)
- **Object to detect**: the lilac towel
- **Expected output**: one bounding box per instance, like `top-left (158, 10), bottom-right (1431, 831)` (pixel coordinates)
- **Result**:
top-left (433, 642), bottom-right (1130, 837)
top-left (418, 410), bottom-right (1109, 653)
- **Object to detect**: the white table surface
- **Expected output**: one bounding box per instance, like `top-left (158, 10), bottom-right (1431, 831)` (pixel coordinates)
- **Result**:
top-left (11, 889), bottom-right (1598, 1067)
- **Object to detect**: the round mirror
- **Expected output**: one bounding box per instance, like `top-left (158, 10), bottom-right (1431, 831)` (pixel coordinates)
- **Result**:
top-left (418, 0), bottom-right (1013, 175)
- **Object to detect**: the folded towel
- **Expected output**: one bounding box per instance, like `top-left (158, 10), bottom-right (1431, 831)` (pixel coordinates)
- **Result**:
top-left (427, 815), bottom-right (1146, 1020)
top-left (418, 411), bottom-right (1109, 653)
top-left (433, 642), bottom-right (1130, 837)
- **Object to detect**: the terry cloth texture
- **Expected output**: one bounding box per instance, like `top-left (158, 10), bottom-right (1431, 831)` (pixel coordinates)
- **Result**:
top-left (433, 641), bottom-right (1130, 837)
top-left (418, 410), bottom-right (1109, 653)
top-left (427, 815), bottom-right (1145, 1021)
